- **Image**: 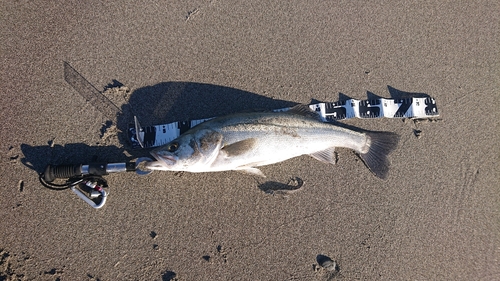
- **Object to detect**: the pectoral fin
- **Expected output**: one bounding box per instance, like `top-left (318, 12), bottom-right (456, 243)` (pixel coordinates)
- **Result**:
top-left (236, 167), bottom-right (266, 177)
top-left (309, 147), bottom-right (337, 165)
top-left (221, 138), bottom-right (257, 157)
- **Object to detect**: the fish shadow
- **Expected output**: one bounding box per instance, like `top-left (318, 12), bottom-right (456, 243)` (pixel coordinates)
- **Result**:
top-left (21, 64), bottom-right (297, 174)
top-left (114, 80), bottom-right (298, 145)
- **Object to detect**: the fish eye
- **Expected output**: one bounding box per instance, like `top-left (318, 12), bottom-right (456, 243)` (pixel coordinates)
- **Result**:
top-left (167, 142), bottom-right (179, 152)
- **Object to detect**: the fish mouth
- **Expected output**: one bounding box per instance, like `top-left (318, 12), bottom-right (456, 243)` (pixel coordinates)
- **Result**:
top-left (146, 152), bottom-right (177, 170)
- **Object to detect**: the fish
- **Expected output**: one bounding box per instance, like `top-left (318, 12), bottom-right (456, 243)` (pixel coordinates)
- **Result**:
top-left (145, 104), bottom-right (400, 179)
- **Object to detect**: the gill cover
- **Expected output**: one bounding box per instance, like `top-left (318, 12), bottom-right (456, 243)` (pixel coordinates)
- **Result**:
top-left (191, 129), bottom-right (224, 162)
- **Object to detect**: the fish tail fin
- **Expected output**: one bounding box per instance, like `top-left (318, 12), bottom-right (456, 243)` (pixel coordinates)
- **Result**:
top-left (359, 131), bottom-right (400, 179)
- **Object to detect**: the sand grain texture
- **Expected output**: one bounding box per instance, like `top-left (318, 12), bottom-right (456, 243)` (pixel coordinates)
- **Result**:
top-left (1, 1), bottom-right (499, 280)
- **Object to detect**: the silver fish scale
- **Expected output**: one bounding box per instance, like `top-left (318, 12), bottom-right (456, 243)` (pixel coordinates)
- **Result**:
top-left (147, 105), bottom-right (400, 179)
top-left (197, 112), bottom-right (368, 170)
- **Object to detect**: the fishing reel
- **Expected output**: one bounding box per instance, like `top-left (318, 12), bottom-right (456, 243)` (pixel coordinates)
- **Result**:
top-left (39, 158), bottom-right (152, 209)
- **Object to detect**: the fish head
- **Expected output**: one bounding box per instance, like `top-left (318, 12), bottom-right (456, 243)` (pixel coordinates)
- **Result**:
top-left (146, 129), bottom-right (223, 172)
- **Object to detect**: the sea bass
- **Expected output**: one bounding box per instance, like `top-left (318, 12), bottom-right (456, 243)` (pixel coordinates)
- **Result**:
top-left (146, 105), bottom-right (399, 179)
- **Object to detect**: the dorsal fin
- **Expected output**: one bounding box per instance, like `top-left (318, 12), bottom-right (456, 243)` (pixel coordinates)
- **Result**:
top-left (286, 104), bottom-right (322, 120)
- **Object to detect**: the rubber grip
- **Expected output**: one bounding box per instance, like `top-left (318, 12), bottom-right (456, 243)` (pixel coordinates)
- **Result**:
top-left (43, 164), bottom-right (82, 182)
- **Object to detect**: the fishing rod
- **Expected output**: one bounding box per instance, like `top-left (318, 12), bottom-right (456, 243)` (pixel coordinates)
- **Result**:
top-left (39, 157), bottom-right (152, 209)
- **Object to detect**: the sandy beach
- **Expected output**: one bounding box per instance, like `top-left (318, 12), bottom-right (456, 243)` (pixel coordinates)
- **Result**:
top-left (1, 1), bottom-right (498, 280)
